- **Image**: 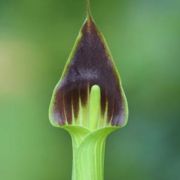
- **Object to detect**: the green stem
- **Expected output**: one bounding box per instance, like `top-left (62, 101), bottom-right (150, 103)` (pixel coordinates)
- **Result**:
top-left (65, 127), bottom-right (117, 180)
top-left (72, 134), bottom-right (105, 180)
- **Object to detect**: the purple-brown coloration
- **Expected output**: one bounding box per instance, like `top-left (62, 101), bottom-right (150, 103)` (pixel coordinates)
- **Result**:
top-left (51, 17), bottom-right (125, 126)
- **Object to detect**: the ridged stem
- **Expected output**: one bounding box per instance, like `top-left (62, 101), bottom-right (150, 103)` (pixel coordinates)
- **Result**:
top-left (65, 127), bottom-right (117, 180)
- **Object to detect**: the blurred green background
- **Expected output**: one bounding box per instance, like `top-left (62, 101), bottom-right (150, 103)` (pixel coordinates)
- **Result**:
top-left (0, 0), bottom-right (180, 179)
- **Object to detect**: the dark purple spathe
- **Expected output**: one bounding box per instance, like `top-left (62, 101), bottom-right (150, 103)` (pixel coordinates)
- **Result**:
top-left (51, 17), bottom-right (126, 126)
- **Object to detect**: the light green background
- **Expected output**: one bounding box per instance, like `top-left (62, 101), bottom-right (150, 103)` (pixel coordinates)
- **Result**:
top-left (0, 0), bottom-right (180, 179)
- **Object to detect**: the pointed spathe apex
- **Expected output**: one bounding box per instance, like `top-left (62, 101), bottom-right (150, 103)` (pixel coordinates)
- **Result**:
top-left (86, 0), bottom-right (91, 17)
top-left (49, 15), bottom-right (128, 131)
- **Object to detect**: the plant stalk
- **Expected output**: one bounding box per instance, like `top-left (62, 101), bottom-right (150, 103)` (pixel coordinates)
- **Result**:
top-left (66, 127), bottom-right (117, 180)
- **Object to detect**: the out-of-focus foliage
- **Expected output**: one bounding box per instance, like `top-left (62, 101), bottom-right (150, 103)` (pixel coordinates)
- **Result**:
top-left (0, 0), bottom-right (179, 180)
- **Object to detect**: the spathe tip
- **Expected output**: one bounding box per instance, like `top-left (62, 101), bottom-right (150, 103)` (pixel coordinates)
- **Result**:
top-left (86, 0), bottom-right (92, 18)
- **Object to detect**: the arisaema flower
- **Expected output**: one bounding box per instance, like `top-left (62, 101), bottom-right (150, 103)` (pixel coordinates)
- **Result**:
top-left (49, 3), bottom-right (128, 180)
